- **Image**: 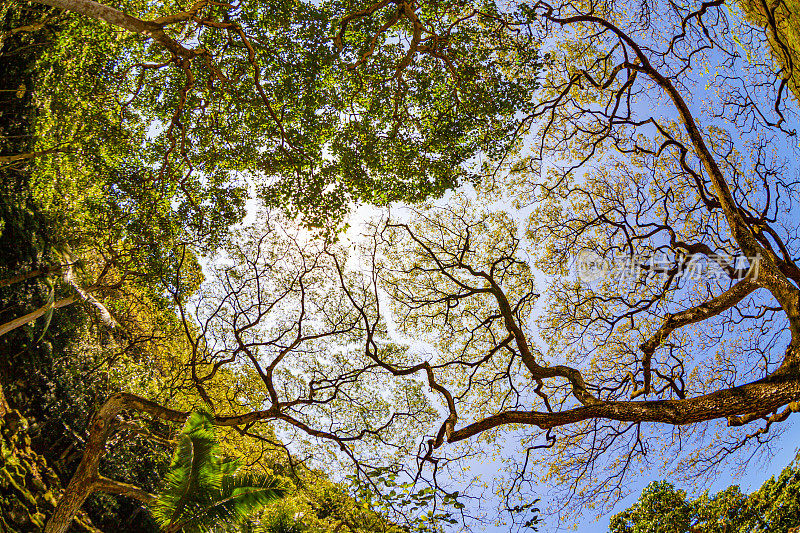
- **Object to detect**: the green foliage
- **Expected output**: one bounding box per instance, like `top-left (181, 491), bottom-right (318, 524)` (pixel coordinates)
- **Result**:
top-left (16, 0), bottom-right (540, 231)
top-left (343, 466), bottom-right (476, 532)
top-left (1, 2), bottom-right (539, 531)
top-left (738, 0), bottom-right (800, 103)
top-left (743, 452), bottom-right (800, 532)
top-left (609, 451), bottom-right (800, 533)
top-left (150, 409), bottom-right (286, 533)
top-left (609, 482), bottom-right (694, 533)
top-left (1, 13), bottom-right (215, 531)
top-left (258, 507), bottom-right (307, 533)
top-left (28, 2), bottom-right (246, 252)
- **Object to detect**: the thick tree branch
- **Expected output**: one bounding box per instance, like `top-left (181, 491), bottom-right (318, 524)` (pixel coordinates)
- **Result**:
top-left (536, 2), bottom-right (800, 346)
top-left (0, 294), bottom-right (78, 337)
top-left (0, 147), bottom-right (68, 164)
top-left (44, 393), bottom-right (185, 533)
top-left (32, 0), bottom-right (193, 57)
top-left (92, 476), bottom-right (156, 505)
top-left (448, 370), bottom-right (800, 442)
top-left (63, 265), bottom-right (119, 330)
top-left (0, 263), bottom-right (70, 289)
top-left (634, 276), bottom-right (761, 398)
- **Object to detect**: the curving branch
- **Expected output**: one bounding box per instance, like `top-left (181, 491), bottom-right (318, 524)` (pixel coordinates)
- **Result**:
top-left (448, 369), bottom-right (800, 441)
top-left (634, 275), bottom-right (762, 398)
top-left (33, 0), bottom-right (195, 57)
top-left (533, 0), bottom-right (800, 347)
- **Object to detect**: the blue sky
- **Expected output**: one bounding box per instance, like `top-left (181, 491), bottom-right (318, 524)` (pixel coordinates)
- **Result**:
top-left (577, 422), bottom-right (800, 532)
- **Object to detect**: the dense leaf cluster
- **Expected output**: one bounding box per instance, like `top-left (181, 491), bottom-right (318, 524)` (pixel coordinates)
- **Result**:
top-left (610, 452), bottom-right (800, 533)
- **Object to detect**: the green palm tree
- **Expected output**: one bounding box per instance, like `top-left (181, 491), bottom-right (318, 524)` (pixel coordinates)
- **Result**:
top-left (150, 408), bottom-right (286, 533)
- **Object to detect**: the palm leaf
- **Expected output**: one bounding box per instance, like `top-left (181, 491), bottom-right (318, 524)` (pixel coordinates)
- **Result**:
top-left (150, 407), bottom-right (286, 533)
top-left (33, 280), bottom-right (55, 344)
top-left (165, 473), bottom-right (286, 532)
top-left (151, 408), bottom-right (222, 529)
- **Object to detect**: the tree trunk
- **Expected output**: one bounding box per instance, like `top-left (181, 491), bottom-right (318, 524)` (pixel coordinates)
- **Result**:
top-left (0, 295), bottom-right (77, 337)
top-left (43, 392), bottom-right (282, 533)
top-left (0, 264), bottom-right (69, 289)
top-left (43, 394), bottom-right (185, 533)
top-left (33, 0), bottom-right (190, 57)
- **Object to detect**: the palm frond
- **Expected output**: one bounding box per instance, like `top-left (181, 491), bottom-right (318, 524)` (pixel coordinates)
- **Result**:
top-left (165, 473), bottom-right (286, 532)
top-left (151, 408), bottom-right (222, 529)
top-left (150, 407), bottom-right (287, 533)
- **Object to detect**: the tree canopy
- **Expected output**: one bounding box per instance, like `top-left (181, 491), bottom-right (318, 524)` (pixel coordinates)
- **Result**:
top-left (1, 0), bottom-right (799, 530)
top-left (609, 451), bottom-right (800, 532)
top-left (22, 0), bottom-right (541, 229)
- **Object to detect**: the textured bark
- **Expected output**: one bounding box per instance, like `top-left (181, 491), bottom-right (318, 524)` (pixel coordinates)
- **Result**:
top-left (63, 267), bottom-right (118, 330)
top-left (449, 368), bottom-right (800, 442)
top-left (33, 0), bottom-right (192, 57)
top-left (42, 394), bottom-right (167, 533)
top-left (43, 392), bottom-right (278, 533)
top-left (0, 295), bottom-right (78, 337)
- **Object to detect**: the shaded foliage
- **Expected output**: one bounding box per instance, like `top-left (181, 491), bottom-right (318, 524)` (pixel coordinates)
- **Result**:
top-left (739, 0), bottom-right (800, 103)
top-left (1, 5), bottom-right (187, 530)
top-left (609, 450), bottom-right (800, 532)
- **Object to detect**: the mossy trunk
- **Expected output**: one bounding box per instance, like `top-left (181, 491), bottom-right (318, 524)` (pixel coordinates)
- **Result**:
top-left (0, 398), bottom-right (101, 533)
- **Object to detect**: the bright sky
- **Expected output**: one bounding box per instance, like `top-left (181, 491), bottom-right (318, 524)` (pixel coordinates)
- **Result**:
top-left (212, 2), bottom-right (800, 529)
